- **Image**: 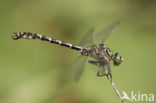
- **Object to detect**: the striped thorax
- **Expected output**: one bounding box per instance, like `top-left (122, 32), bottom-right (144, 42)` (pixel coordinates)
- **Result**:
top-left (81, 43), bottom-right (113, 63)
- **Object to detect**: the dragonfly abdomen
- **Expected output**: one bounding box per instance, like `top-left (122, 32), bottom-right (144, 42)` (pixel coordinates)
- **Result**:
top-left (12, 32), bottom-right (83, 52)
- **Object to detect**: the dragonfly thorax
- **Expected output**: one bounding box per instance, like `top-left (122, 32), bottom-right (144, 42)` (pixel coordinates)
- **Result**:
top-left (81, 43), bottom-right (113, 64)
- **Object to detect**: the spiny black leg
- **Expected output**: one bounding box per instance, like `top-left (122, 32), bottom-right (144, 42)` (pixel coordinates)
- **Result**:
top-left (109, 73), bottom-right (112, 78)
top-left (107, 64), bottom-right (112, 79)
top-left (88, 60), bottom-right (100, 65)
top-left (108, 64), bottom-right (111, 73)
top-left (97, 65), bottom-right (106, 77)
top-left (106, 73), bottom-right (112, 79)
top-left (97, 72), bottom-right (104, 77)
top-left (108, 64), bottom-right (112, 78)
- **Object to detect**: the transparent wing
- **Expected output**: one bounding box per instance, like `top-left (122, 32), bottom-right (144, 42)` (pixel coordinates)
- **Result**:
top-left (88, 60), bottom-right (99, 73)
top-left (72, 28), bottom-right (94, 81)
top-left (79, 28), bottom-right (95, 47)
top-left (72, 55), bottom-right (88, 81)
top-left (95, 21), bottom-right (120, 44)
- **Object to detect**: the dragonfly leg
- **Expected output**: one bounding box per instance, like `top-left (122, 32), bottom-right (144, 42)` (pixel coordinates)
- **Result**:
top-left (108, 64), bottom-right (112, 78)
top-left (88, 60), bottom-right (99, 65)
top-left (106, 73), bottom-right (112, 79)
top-left (107, 64), bottom-right (112, 78)
top-left (97, 65), bottom-right (106, 77)
top-left (97, 72), bottom-right (105, 77)
top-left (88, 60), bottom-right (104, 77)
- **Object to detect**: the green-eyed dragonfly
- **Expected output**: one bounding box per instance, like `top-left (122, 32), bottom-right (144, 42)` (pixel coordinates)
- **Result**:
top-left (11, 21), bottom-right (123, 81)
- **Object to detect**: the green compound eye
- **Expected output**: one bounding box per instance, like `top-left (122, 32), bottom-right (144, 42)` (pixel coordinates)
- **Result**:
top-left (115, 55), bottom-right (121, 63)
top-left (113, 52), bottom-right (123, 66)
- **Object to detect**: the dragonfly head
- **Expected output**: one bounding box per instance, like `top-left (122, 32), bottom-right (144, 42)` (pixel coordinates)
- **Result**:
top-left (113, 52), bottom-right (123, 66)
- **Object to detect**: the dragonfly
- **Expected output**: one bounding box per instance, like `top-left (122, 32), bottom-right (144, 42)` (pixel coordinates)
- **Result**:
top-left (11, 21), bottom-right (123, 81)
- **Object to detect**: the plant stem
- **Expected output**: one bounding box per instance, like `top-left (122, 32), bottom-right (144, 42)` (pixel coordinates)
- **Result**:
top-left (108, 78), bottom-right (125, 103)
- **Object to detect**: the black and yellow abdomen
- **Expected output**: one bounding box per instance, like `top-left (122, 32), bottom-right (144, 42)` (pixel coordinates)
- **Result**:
top-left (11, 32), bottom-right (83, 51)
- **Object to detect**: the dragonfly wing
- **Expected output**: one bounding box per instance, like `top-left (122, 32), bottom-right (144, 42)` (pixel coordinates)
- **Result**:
top-left (72, 55), bottom-right (88, 81)
top-left (95, 21), bottom-right (120, 44)
top-left (79, 28), bottom-right (95, 47)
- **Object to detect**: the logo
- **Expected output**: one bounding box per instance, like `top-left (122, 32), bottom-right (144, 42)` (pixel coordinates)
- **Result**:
top-left (122, 91), bottom-right (154, 102)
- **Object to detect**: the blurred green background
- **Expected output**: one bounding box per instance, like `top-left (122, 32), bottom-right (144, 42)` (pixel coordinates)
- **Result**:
top-left (0, 0), bottom-right (156, 103)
